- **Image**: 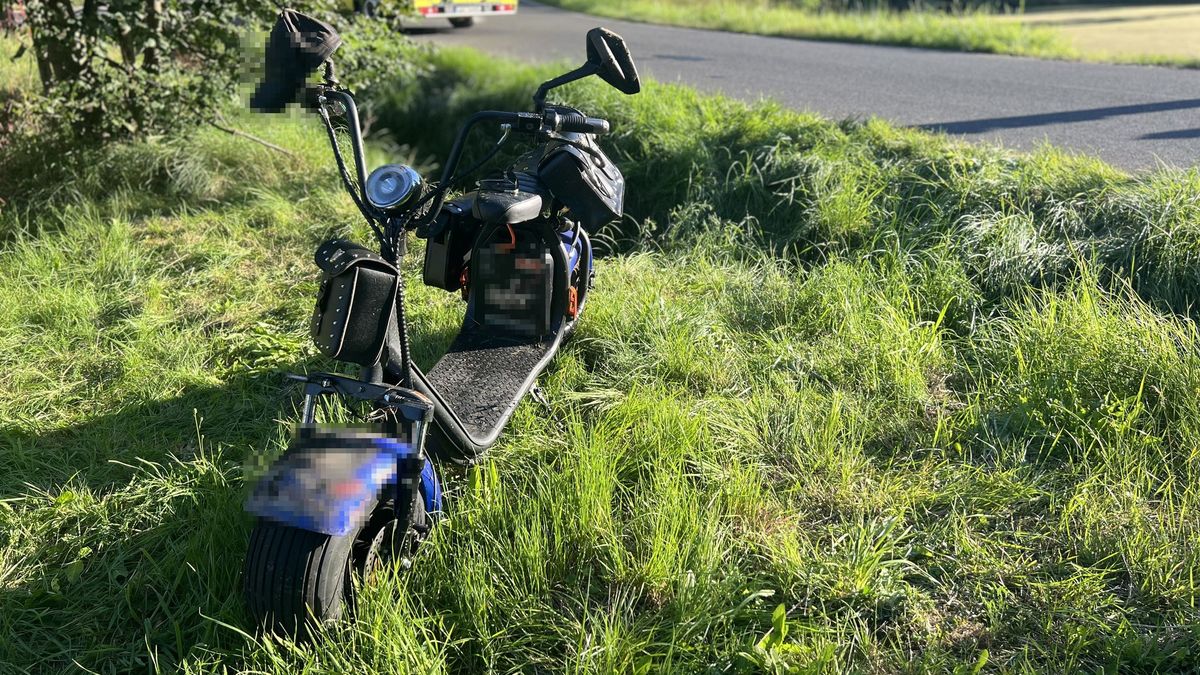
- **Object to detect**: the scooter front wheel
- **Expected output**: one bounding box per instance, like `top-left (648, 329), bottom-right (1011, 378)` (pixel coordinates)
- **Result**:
top-left (243, 518), bottom-right (355, 637)
top-left (242, 494), bottom-right (426, 637)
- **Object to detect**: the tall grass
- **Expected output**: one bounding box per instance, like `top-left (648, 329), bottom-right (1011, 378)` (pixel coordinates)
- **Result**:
top-left (3, 40), bottom-right (1200, 673)
top-left (539, 0), bottom-right (1068, 57)
top-left (379, 49), bottom-right (1200, 313)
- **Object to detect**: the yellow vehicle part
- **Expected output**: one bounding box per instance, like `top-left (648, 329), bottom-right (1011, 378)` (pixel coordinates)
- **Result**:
top-left (413, 0), bottom-right (517, 18)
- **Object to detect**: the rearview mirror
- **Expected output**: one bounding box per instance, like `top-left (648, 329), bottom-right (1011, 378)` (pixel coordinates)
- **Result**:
top-left (586, 28), bottom-right (641, 96)
top-left (533, 27), bottom-right (641, 111)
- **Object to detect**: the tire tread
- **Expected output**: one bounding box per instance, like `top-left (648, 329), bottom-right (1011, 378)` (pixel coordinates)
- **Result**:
top-left (243, 518), bottom-right (352, 636)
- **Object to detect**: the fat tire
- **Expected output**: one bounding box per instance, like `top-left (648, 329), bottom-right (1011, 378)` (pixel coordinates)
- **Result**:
top-left (243, 486), bottom-right (429, 637)
top-left (243, 518), bottom-right (355, 638)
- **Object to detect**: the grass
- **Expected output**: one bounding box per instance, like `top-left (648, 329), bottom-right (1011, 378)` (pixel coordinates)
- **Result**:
top-left (0, 32), bottom-right (38, 93)
top-left (538, 0), bottom-right (1067, 56)
top-left (537, 0), bottom-right (1200, 68)
top-left (1011, 3), bottom-right (1200, 67)
top-left (4, 36), bottom-right (1200, 673)
top-left (0, 31), bottom-right (39, 150)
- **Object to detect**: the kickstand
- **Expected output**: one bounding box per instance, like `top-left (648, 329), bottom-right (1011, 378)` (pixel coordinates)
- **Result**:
top-left (530, 384), bottom-right (550, 410)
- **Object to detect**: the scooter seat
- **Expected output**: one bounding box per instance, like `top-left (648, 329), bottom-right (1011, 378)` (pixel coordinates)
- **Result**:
top-left (473, 189), bottom-right (543, 225)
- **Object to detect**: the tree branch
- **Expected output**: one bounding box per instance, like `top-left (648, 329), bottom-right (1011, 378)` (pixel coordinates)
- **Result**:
top-left (210, 113), bottom-right (298, 160)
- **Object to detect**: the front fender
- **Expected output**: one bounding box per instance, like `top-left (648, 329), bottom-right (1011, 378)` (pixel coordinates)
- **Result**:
top-left (246, 430), bottom-right (425, 536)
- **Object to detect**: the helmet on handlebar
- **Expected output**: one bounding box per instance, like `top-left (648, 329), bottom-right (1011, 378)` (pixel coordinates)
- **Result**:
top-left (251, 9), bottom-right (342, 113)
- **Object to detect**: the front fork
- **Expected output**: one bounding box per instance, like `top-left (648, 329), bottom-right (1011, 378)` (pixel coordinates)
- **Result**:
top-left (293, 369), bottom-right (396, 426)
top-left (295, 372), bottom-right (444, 515)
top-left (250, 373), bottom-right (444, 531)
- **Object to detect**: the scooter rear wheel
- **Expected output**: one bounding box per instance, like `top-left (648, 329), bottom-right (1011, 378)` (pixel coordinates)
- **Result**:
top-left (242, 492), bottom-right (426, 638)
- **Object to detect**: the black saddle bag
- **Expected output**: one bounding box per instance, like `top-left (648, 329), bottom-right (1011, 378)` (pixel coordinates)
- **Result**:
top-left (423, 195), bottom-right (478, 292)
top-left (310, 239), bottom-right (399, 367)
top-left (538, 133), bottom-right (624, 230)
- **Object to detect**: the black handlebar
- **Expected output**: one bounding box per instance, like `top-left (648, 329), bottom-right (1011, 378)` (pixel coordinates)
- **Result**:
top-left (311, 89), bottom-right (615, 239)
top-left (468, 109), bottom-right (612, 136)
top-left (420, 110), bottom-right (523, 228)
top-left (417, 107), bottom-right (611, 229)
top-left (320, 90), bottom-right (370, 190)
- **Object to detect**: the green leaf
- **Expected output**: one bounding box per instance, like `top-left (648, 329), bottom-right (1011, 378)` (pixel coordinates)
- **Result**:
top-left (756, 603), bottom-right (789, 651)
top-left (970, 650), bottom-right (988, 675)
top-left (771, 603), bottom-right (788, 643)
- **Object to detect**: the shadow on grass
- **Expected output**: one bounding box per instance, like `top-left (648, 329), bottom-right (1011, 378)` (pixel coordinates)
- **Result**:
top-left (0, 311), bottom-right (465, 671)
top-left (0, 374), bottom-right (288, 499)
top-left (0, 370), bottom-right (295, 672)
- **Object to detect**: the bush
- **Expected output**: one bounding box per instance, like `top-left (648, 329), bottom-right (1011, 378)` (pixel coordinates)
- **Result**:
top-left (0, 2), bottom-right (426, 215)
top-left (12, 1), bottom-right (275, 142)
top-left (5, 1), bottom-right (420, 146)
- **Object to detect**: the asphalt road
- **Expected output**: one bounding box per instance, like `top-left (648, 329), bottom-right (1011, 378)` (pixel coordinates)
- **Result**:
top-left (412, 1), bottom-right (1199, 171)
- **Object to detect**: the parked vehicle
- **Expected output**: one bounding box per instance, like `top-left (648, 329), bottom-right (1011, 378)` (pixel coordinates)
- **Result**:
top-left (354, 0), bottom-right (517, 28)
top-left (241, 9), bottom-right (640, 636)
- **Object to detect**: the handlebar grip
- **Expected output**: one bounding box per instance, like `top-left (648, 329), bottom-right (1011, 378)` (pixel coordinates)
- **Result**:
top-left (554, 112), bottom-right (610, 135)
top-left (301, 86), bottom-right (322, 111)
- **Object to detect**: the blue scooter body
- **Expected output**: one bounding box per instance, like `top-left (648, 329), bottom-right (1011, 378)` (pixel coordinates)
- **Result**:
top-left (247, 434), bottom-right (442, 536)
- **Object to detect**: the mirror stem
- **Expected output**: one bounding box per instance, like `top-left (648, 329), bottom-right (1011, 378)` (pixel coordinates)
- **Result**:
top-left (532, 63), bottom-right (598, 112)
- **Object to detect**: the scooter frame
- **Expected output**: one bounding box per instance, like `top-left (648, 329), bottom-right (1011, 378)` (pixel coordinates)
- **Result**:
top-left (246, 82), bottom-right (595, 537)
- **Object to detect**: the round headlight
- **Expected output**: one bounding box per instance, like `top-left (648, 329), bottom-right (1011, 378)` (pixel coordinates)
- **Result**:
top-left (365, 164), bottom-right (422, 212)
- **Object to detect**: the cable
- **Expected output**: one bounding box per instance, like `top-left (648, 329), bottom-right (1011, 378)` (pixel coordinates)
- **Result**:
top-left (318, 99), bottom-right (391, 253)
top-left (403, 125), bottom-right (513, 232)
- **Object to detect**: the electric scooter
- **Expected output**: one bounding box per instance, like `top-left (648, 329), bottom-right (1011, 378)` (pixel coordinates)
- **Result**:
top-left (239, 9), bottom-right (641, 636)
